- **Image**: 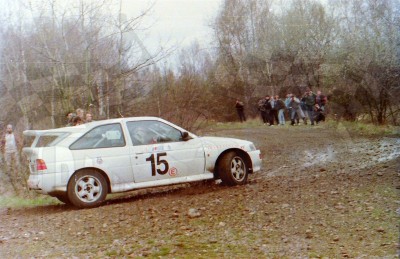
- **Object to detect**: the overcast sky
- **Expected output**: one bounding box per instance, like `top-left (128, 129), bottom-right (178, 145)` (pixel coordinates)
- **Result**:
top-left (121, 0), bottom-right (223, 55)
top-left (0, 0), bottom-right (223, 67)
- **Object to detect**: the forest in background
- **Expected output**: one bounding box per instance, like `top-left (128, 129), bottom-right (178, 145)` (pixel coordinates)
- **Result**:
top-left (0, 0), bottom-right (399, 133)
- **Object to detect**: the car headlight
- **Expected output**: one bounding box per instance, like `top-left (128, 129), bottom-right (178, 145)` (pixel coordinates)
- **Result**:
top-left (249, 143), bottom-right (256, 151)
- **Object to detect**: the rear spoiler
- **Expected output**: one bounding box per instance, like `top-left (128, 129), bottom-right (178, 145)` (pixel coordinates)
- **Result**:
top-left (24, 127), bottom-right (84, 136)
top-left (22, 147), bottom-right (37, 156)
top-left (23, 130), bottom-right (48, 137)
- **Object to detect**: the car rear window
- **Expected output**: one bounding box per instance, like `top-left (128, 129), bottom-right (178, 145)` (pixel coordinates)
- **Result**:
top-left (24, 135), bottom-right (36, 147)
top-left (70, 123), bottom-right (126, 150)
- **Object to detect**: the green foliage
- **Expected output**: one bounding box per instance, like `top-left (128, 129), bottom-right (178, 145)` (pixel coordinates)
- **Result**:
top-left (326, 120), bottom-right (400, 136)
top-left (202, 118), bottom-right (264, 131)
top-left (0, 195), bottom-right (58, 208)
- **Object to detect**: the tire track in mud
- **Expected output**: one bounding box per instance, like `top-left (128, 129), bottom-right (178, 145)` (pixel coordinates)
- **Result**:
top-left (253, 137), bottom-right (399, 179)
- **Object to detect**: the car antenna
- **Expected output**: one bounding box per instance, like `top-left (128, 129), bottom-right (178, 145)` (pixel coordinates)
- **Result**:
top-left (118, 111), bottom-right (124, 118)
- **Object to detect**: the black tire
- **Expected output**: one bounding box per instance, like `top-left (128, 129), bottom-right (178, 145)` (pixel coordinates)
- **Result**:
top-left (54, 194), bottom-right (71, 205)
top-left (67, 170), bottom-right (108, 209)
top-left (218, 151), bottom-right (248, 186)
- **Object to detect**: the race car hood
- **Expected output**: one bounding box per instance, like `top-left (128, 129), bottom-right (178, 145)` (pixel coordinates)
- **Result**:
top-left (199, 136), bottom-right (256, 152)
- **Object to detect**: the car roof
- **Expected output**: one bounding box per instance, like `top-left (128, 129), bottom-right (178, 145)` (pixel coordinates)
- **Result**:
top-left (23, 116), bottom-right (173, 136)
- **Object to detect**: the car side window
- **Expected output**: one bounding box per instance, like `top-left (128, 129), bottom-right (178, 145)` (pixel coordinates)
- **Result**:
top-left (127, 121), bottom-right (183, 146)
top-left (70, 123), bottom-right (125, 150)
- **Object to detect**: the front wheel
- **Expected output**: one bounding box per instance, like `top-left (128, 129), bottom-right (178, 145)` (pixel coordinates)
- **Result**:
top-left (218, 152), bottom-right (248, 186)
top-left (67, 170), bottom-right (108, 209)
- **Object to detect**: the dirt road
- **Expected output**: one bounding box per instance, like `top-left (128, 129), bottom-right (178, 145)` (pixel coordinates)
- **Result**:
top-left (0, 124), bottom-right (399, 258)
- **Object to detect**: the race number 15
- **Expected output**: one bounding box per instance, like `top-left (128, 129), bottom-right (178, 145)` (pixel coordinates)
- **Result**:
top-left (145, 152), bottom-right (169, 176)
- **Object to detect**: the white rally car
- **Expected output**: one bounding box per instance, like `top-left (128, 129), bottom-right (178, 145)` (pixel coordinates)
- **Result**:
top-left (23, 117), bottom-right (262, 208)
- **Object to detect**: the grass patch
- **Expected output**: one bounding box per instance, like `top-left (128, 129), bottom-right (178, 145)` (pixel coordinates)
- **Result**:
top-left (202, 118), bottom-right (400, 137)
top-left (326, 120), bottom-right (400, 136)
top-left (152, 246), bottom-right (171, 257)
top-left (105, 250), bottom-right (118, 257)
top-left (201, 118), bottom-right (266, 131)
top-left (0, 195), bottom-right (58, 208)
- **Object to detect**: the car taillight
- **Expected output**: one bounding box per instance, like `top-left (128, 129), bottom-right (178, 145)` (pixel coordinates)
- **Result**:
top-left (36, 159), bottom-right (47, 170)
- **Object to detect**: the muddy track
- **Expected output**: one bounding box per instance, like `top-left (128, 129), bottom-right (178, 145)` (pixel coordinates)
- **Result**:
top-left (0, 125), bottom-right (399, 258)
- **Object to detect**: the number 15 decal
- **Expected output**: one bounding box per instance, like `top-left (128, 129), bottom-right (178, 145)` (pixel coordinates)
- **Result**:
top-left (145, 152), bottom-right (169, 176)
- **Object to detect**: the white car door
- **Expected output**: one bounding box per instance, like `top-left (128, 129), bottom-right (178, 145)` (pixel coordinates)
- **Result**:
top-left (70, 123), bottom-right (134, 185)
top-left (126, 120), bottom-right (205, 183)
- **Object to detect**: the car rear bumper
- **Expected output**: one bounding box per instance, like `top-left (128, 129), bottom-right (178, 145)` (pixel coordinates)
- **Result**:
top-left (27, 173), bottom-right (67, 194)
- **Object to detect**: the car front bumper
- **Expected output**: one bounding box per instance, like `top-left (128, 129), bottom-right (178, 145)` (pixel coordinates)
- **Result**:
top-left (249, 150), bottom-right (262, 173)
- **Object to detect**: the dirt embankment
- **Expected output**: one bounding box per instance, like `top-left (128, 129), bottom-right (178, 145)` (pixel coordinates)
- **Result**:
top-left (0, 125), bottom-right (399, 258)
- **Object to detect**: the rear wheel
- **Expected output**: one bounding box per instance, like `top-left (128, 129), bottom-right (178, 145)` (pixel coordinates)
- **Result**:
top-left (218, 152), bottom-right (248, 186)
top-left (67, 170), bottom-right (108, 209)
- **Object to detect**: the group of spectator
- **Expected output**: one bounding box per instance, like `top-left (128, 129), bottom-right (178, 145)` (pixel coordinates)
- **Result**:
top-left (66, 108), bottom-right (94, 126)
top-left (261, 88), bottom-right (326, 126)
top-left (236, 88), bottom-right (327, 126)
top-left (257, 95), bottom-right (287, 126)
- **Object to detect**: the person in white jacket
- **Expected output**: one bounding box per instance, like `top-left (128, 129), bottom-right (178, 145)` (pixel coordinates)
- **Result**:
top-left (1, 124), bottom-right (22, 184)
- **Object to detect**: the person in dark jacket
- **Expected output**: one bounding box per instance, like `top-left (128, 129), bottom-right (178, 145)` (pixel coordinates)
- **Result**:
top-left (257, 98), bottom-right (267, 124)
top-left (235, 100), bottom-right (246, 123)
top-left (263, 96), bottom-right (273, 125)
top-left (302, 88), bottom-right (317, 125)
top-left (258, 96), bottom-right (272, 125)
top-left (314, 104), bottom-right (325, 124)
top-left (316, 90), bottom-right (327, 112)
top-left (269, 96), bottom-right (279, 126)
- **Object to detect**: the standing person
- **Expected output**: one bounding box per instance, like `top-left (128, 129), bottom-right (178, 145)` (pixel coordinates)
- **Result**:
top-left (302, 88), bottom-right (317, 125)
top-left (235, 100), bottom-right (246, 123)
top-left (275, 95), bottom-right (286, 125)
top-left (316, 90), bottom-right (327, 112)
top-left (66, 112), bottom-right (76, 126)
top-left (263, 95), bottom-right (273, 126)
top-left (269, 96), bottom-right (279, 126)
top-left (85, 113), bottom-right (94, 123)
top-left (76, 108), bottom-right (85, 123)
top-left (257, 98), bottom-right (268, 124)
top-left (288, 95), bottom-right (306, 126)
top-left (1, 124), bottom-right (22, 184)
top-left (285, 94), bottom-right (295, 123)
top-left (72, 116), bottom-right (84, 126)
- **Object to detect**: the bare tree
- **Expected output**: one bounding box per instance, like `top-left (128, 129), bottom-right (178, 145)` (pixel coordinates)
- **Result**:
top-left (336, 0), bottom-right (400, 124)
top-left (0, 0), bottom-right (168, 128)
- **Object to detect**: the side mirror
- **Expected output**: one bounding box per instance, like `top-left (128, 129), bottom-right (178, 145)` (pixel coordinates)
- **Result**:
top-left (181, 131), bottom-right (191, 141)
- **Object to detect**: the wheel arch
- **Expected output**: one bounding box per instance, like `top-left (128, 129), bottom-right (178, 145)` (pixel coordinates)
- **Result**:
top-left (70, 167), bottom-right (112, 193)
top-left (214, 148), bottom-right (253, 179)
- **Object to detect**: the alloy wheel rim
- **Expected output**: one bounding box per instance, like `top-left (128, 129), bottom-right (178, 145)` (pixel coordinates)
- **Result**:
top-left (75, 175), bottom-right (102, 203)
top-left (230, 156), bottom-right (246, 181)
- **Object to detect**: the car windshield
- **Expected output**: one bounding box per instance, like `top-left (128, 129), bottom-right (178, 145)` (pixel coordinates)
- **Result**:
top-left (34, 133), bottom-right (70, 147)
